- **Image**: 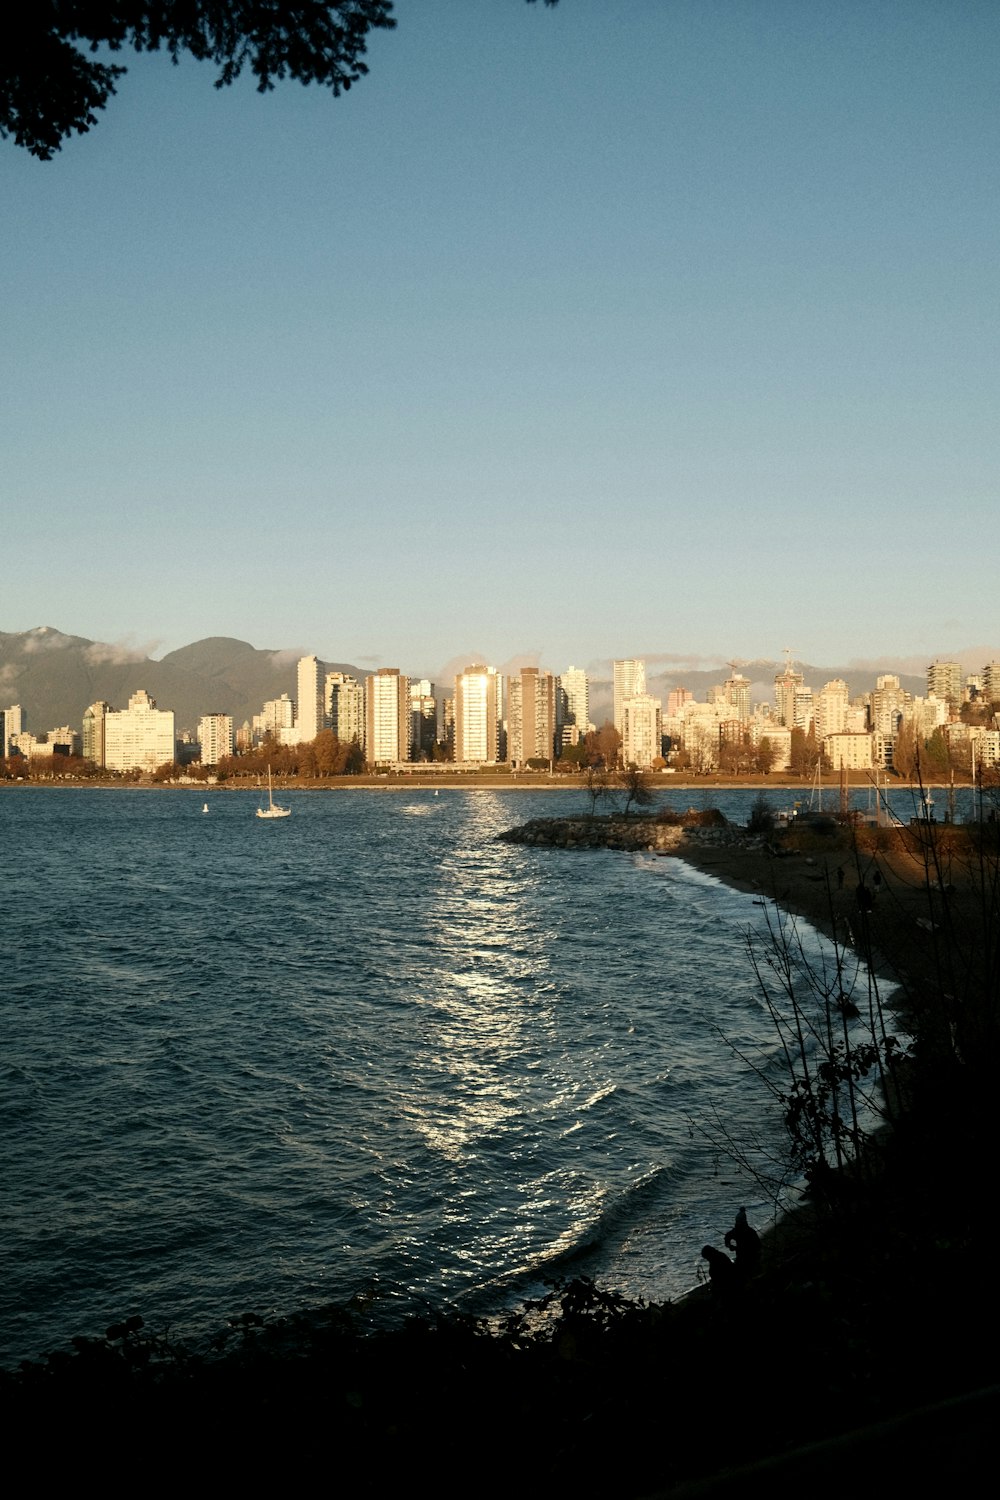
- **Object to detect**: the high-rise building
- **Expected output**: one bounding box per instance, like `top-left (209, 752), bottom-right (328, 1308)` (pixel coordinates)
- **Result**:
top-left (408, 679), bottom-right (437, 760)
top-left (104, 690), bottom-right (176, 772)
top-left (199, 713), bottom-right (234, 765)
top-left (296, 655), bottom-right (326, 742)
top-left (454, 665), bottom-right (502, 763)
top-left (613, 659), bottom-right (646, 736)
top-left (927, 661), bottom-right (962, 711)
top-left (983, 662), bottom-right (1000, 704)
top-left (82, 701), bottom-right (112, 766)
top-left (254, 693), bottom-right (295, 742)
top-left (869, 675), bottom-right (906, 738)
top-left (508, 668), bottom-right (556, 765)
top-left (556, 666), bottom-right (590, 750)
top-left (792, 686), bottom-right (814, 731)
top-left (823, 733), bottom-right (878, 771)
top-left (621, 694), bottom-right (662, 769)
top-left (905, 695), bottom-right (948, 739)
top-left (774, 661), bottom-right (804, 726)
top-left (1, 703), bottom-right (25, 758)
top-left (326, 672), bottom-right (365, 748)
top-left (439, 697), bottom-right (455, 757)
top-left (723, 674), bottom-right (751, 724)
top-left (365, 669), bottom-right (410, 765)
top-left (814, 679), bottom-right (849, 740)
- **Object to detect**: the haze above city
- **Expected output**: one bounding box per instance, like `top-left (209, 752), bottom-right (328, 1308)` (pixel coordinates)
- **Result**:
top-left (4, 3), bottom-right (998, 678)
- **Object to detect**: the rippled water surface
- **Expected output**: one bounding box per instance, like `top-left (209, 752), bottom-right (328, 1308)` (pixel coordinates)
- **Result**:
top-left (1, 786), bottom-right (859, 1363)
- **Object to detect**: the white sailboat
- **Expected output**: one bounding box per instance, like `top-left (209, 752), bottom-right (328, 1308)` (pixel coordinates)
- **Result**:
top-left (256, 766), bottom-right (291, 820)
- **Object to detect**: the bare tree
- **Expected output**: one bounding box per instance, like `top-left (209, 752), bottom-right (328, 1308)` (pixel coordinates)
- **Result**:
top-left (618, 765), bottom-right (653, 816)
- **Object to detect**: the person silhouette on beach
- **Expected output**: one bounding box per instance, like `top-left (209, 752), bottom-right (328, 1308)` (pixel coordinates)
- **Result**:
top-left (701, 1244), bottom-right (736, 1300)
top-left (724, 1206), bottom-right (761, 1281)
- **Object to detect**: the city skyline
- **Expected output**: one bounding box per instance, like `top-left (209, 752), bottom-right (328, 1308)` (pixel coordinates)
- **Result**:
top-left (4, 5), bottom-right (999, 668)
top-left (7, 641), bottom-right (998, 778)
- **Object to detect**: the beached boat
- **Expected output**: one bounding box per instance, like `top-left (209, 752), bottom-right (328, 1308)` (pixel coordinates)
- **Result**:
top-left (256, 767), bottom-right (291, 820)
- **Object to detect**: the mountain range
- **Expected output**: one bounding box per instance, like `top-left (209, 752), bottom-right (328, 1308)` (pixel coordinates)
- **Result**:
top-left (0, 628), bottom-right (360, 735)
top-left (0, 626), bottom-right (952, 738)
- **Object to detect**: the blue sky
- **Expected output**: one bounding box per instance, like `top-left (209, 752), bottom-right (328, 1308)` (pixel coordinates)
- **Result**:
top-left (3, 1), bottom-right (998, 681)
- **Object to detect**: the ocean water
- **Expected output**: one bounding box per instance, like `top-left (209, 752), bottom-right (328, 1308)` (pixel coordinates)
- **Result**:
top-left (0, 785), bottom-right (900, 1365)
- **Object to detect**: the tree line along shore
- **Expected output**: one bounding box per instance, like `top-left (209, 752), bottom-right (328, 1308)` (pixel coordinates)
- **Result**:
top-left (0, 764), bottom-right (988, 793)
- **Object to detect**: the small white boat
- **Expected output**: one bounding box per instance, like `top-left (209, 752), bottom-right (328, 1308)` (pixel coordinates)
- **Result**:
top-left (202, 803), bottom-right (209, 814)
top-left (256, 767), bottom-right (291, 820)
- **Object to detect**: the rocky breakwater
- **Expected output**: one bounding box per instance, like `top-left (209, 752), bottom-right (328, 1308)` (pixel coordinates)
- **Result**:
top-left (497, 808), bottom-right (760, 854)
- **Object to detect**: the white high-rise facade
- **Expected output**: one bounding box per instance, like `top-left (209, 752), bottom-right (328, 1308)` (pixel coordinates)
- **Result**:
top-left (454, 665), bottom-right (502, 763)
top-left (296, 655), bottom-right (326, 743)
top-left (724, 674), bottom-right (751, 724)
top-left (365, 669), bottom-right (410, 764)
top-left (1, 704), bottom-right (25, 758)
top-left (104, 690), bottom-right (176, 772)
top-left (814, 679), bottom-right (850, 740)
top-left (199, 713), bottom-right (234, 765)
top-left (927, 661), bottom-right (963, 711)
top-left (326, 672), bottom-right (365, 747)
top-left (869, 675), bottom-right (906, 738)
top-left (774, 662), bottom-right (804, 726)
top-left (613, 660), bottom-right (646, 736)
top-left (557, 666), bottom-right (589, 749)
top-left (254, 694), bottom-right (295, 742)
top-left (621, 694), bottom-right (662, 769)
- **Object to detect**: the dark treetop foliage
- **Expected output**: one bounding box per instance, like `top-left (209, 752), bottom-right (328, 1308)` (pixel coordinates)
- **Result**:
top-left (3, 2), bottom-right (557, 160)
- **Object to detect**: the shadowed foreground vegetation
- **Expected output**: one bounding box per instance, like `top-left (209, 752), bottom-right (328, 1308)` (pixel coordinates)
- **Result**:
top-left (5, 814), bottom-right (999, 1493)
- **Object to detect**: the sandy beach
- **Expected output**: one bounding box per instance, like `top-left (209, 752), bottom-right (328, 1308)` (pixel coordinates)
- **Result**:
top-left (671, 823), bottom-right (990, 999)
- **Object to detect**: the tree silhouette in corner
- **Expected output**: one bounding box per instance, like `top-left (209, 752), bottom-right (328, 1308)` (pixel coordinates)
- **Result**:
top-left (2, 2), bottom-right (557, 161)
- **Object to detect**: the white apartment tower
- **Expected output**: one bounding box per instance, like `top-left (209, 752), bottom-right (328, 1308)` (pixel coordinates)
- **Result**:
top-left (1, 704), bottom-right (25, 758)
top-left (774, 661), bottom-right (804, 727)
top-left (621, 693), bottom-right (663, 769)
top-left (254, 694), bottom-right (295, 742)
top-left (613, 659), bottom-right (646, 736)
top-left (927, 661), bottom-right (963, 711)
top-left (793, 686), bottom-right (815, 731)
top-left (454, 665), bottom-right (502, 763)
top-left (296, 655), bottom-right (326, 743)
top-left (814, 679), bottom-right (850, 740)
top-left (199, 713), bottom-right (234, 765)
top-left (365, 669), bottom-right (410, 764)
top-left (326, 672), bottom-right (365, 748)
top-left (724, 674), bottom-right (751, 724)
top-left (104, 690), bottom-right (176, 772)
top-left (557, 666), bottom-right (589, 749)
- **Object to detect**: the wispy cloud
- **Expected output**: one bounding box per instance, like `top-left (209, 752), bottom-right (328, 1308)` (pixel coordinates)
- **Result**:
top-left (846, 647), bottom-right (1000, 677)
top-left (21, 627), bottom-right (72, 655)
top-left (84, 639), bottom-right (159, 667)
top-left (588, 651), bottom-right (732, 679)
top-left (497, 651), bottom-right (542, 677)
